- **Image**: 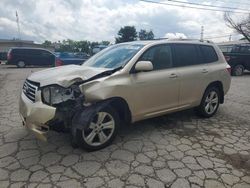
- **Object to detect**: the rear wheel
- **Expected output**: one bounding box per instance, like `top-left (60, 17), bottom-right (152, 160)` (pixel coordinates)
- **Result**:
top-left (196, 87), bottom-right (220, 118)
top-left (17, 61), bottom-right (26, 68)
top-left (74, 106), bottom-right (119, 151)
top-left (232, 64), bottom-right (244, 76)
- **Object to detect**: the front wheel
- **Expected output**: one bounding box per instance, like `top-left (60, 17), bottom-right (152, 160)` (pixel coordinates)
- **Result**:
top-left (196, 87), bottom-right (220, 118)
top-left (74, 106), bottom-right (119, 151)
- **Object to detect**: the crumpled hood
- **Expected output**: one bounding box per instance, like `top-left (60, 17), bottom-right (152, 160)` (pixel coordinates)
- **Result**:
top-left (28, 65), bottom-right (109, 87)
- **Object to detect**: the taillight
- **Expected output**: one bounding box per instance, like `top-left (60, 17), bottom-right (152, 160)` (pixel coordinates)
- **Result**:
top-left (226, 66), bottom-right (231, 74)
top-left (7, 52), bottom-right (12, 61)
top-left (224, 55), bottom-right (230, 62)
top-left (55, 58), bottom-right (63, 66)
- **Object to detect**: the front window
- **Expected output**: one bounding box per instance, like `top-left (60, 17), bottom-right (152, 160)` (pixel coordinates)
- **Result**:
top-left (84, 43), bottom-right (144, 69)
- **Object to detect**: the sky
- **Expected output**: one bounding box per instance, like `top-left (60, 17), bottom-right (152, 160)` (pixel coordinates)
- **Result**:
top-left (0, 0), bottom-right (248, 43)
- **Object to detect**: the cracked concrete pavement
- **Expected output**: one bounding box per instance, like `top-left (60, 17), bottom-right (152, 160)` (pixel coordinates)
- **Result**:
top-left (0, 65), bottom-right (250, 188)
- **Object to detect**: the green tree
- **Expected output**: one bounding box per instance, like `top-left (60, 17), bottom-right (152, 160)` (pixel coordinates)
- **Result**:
top-left (43, 40), bottom-right (52, 47)
top-left (138, 29), bottom-right (154, 40)
top-left (100, 41), bottom-right (110, 45)
top-left (115, 26), bottom-right (137, 43)
top-left (75, 40), bottom-right (91, 53)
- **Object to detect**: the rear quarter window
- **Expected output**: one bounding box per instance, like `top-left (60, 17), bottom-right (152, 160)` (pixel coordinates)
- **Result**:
top-left (200, 45), bottom-right (218, 63)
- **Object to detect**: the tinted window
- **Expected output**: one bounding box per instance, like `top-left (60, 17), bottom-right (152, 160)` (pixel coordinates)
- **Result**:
top-left (174, 44), bottom-right (199, 66)
top-left (231, 45), bottom-right (240, 53)
top-left (240, 46), bottom-right (250, 54)
top-left (200, 45), bottom-right (218, 63)
top-left (219, 45), bottom-right (233, 53)
top-left (139, 45), bottom-right (173, 70)
top-left (30, 50), bottom-right (41, 56)
top-left (41, 50), bottom-right (51, 57)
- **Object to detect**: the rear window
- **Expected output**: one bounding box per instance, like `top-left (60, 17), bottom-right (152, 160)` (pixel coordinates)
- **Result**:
top-left (200, 45), bottom-right (218, 63)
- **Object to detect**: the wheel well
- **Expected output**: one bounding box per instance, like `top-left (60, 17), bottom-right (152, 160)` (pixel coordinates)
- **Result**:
top-left (206, 81), bottom-right (224, 104)
top-left (107, 97), bottom-right (132, 124)
top-left (233, 63), bottom-right (245, 68)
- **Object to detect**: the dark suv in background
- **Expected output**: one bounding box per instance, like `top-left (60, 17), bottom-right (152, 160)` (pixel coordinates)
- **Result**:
top-left (219, 43), bottom-right (250, 76)
top-left (7, 48), bottom-right (56, 68)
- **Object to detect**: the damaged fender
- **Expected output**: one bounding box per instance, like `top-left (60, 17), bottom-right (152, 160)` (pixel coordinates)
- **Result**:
top-left (71, 99), bottom-right (115, 144)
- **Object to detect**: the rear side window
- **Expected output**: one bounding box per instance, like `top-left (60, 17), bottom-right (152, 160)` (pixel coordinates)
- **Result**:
top-left (200, 45), bottom-right (218, 63)
top-left (139, 44), bottom-right (173, 70)
top-left (41, 50), bottom-right (51, 57)
top-left (173, 44), bottom-right (199, 66)
top-left (240, 46), bottom-right (250, 54)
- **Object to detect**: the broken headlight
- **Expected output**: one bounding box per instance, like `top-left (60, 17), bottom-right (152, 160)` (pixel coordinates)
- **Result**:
top-left (42, 85), bottom-right (75, 105)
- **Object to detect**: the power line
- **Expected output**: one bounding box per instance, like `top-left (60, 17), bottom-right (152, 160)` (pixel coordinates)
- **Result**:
top-left (166, 0), bottom-right (250, 11)
top-left (214, 0), bottom-right (250, 6)
top-left (139, 0), bottom-right (250, 14)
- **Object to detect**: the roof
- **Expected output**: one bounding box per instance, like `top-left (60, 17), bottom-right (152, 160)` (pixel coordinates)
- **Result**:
top-left (10, 47), bottom-right (52, 52)
top-left (121, 39), bottom-right (215, 46)
top-left (0, 39), bottom-right (34, 44)
top-left (217, 40), bottom-right (249, 46)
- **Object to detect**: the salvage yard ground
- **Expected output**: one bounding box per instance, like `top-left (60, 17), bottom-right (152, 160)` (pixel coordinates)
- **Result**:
top-left (0, 65), bottom-right (250, 188)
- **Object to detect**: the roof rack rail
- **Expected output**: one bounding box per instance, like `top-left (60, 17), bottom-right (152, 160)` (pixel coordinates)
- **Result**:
top-left (153, 38), bottom-right (214, 43)
top-left (168, 38), bottom-right (214, 43)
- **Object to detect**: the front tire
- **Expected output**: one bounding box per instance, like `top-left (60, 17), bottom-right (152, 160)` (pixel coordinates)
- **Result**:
top-left (232, 64), bottom-right (244, 76)
top-left (74, 106), bottom-right (120, 151)
top-left (196, 87), bottom-right (220, 118)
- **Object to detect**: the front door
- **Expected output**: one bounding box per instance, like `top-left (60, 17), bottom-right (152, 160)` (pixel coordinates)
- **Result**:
top-left (130, 44), bottom-right (180, 119)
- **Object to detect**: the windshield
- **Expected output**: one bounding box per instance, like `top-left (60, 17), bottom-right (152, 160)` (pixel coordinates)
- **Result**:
top-left (83, 43), bottom-right (144, 69)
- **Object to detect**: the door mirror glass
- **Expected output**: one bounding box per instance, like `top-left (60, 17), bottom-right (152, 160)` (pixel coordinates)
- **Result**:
top-left (135, 61), bottom-right (153, 72)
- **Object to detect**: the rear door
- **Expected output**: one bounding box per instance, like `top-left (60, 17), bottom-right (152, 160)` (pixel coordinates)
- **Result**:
top-left (28, 49), bottom-right (40, 65)
top-left (40, 50), bottom-right (55, 66)
top-left (173, 43), bottom-right (208, 107)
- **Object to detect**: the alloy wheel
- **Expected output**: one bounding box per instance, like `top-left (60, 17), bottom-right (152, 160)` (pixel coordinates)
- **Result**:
top-left (82, 112), bottom-right (115, 146)
top-left (204, 91), bottom-right (219, 115)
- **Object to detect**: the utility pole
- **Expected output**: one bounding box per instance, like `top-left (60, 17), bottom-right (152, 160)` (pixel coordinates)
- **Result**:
top-left (200, 25), bottom-right (204, 41)
top-left (16, 11), bottom-right (21, 40)
top-left (229, 34), bottom-right (232, 41)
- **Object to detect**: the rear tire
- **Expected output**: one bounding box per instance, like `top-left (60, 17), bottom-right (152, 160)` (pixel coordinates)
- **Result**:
top-left (232, 64), bottom-right (244, 76)
top-left (74, 106), bottom-right (120, 151)
top-left (196, 87), bottom-right (220, 118)
top-left (17, 61), bottom-right (26, 68)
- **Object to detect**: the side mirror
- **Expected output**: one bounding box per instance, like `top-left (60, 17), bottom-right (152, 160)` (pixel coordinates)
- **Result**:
top-left (135, 61), bottom-right (153, 72)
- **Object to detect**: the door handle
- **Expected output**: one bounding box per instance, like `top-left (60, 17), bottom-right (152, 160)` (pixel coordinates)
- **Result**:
top-left (169, 73), bottom-right (178, 78)
top-left (202, 69), bottom-right (208, 73)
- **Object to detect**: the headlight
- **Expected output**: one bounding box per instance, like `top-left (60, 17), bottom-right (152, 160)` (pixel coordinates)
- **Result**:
top-left (42, 85), bottom-right (74, 105)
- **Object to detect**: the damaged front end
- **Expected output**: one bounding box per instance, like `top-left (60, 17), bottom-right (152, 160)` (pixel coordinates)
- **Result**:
top-left (42, 67), bottom-right (122, 137)
top-left (42, 84), bottom-right (84, 133)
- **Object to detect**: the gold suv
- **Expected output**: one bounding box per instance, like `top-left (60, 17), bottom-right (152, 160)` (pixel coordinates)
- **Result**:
top-left (19, 40), bottom-right (231, 150)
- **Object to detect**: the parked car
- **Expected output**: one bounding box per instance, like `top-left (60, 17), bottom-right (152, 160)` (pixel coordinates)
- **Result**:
top-left (92, 45), bottom-right (108, 54)
top-left (7, 48), bottom-right (55, 68)
top-left (55, 52), bottom-right (89, 65)
top-left (219, 43), bottom-right (250, 76)
top-left (0, 52), bottom-right (7, 61)
top-left (19, 40), bottom-right (231, 151)
top-left (74, 52), bottom-right (90, 59)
